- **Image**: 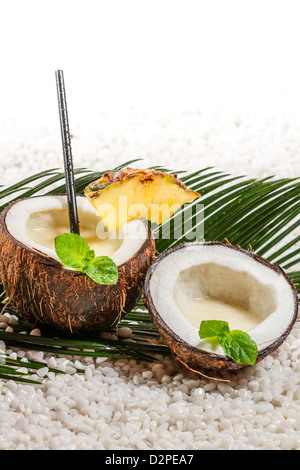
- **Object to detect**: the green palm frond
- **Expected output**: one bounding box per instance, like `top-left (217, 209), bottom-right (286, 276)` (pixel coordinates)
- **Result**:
top-left (0, 162), bottom-right (299, 382)
top-left (0, 346), bottom-right (84, 384)
top-left (155, 173), bottom-right (299, 269)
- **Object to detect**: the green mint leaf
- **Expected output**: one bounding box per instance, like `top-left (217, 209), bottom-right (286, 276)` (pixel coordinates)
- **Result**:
top-left (55, 233), bottom-right (90, 269)
top-left (218, 330), bottom-right (258, 366)
top-left (82, 256), bottom-right (118, 285)
top-left (55, 234), bottom-right (118, 285)
top-left (199, 320), bottom-right (258, 366)
top-left (87, 249), bottom-right (96, 260)
top-left (82, 249), bottom-right (96, 264)
top-left (199, 320), bottom-right (230, 339)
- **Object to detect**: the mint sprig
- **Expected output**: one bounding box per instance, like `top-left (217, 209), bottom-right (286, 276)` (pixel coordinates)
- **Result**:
top-left (55, 233), bottom-right (118, 285)
top-left (199, 320), bottom-right (258, 366)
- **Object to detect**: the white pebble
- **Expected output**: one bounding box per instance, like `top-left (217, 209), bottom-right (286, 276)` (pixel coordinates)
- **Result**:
top-left (47, 357), bottom-right (57, 369)
top-left (0, 315), bottom-right (9, 323)
top-left (192, 388), bottom-right (205, 400)
top-left (142, 370), bottom-right (153, 379)
top-left (95, 357), bottom-right (107, 364)
top-left (100, 332), bottom-right (118, 341)
top-left (30, 329), bottom-right (41, 336)
top-left (16, 367), bottom-right (29, 375)
top-left (15, 418), bottom-right (28, 431)
top-left (37, 367), bottom-right (49, 377)
top-left (8, 352), bottom-right (18, 360)
top-left (65, 366), bottom-right (77, 375)
top-left (117, 327), bottom-right (132, 338)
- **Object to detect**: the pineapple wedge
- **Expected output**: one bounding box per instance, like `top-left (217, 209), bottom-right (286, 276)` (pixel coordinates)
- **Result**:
top-left (84, 168), bottom-right (201, 231)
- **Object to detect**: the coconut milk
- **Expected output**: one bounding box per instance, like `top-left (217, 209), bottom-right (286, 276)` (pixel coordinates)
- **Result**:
top-left (182, 297), bottom-right (260, 331)
top-left (26, 209), bottom-right (122, 256)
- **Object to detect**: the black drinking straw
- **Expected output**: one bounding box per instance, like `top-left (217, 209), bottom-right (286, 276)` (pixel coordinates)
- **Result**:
top-left (55, 69), bottom-right (80, 235)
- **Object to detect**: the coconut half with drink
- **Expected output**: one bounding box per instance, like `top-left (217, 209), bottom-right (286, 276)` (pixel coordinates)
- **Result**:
top-left (0, 168), bottom-right (200, 335)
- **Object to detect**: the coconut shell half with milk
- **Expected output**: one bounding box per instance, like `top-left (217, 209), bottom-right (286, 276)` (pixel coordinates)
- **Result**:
top-left (0, 194), bottom-right (155, 335)
top-left (144, 242), bottom-right (298, 372)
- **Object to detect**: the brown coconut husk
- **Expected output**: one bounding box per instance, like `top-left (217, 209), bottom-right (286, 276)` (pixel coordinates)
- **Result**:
top-left (0, 199), bottom-right (155, 335)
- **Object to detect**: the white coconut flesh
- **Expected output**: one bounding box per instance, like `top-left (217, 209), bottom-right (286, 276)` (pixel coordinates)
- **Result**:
top-left (4, 195), bottom-right (149, 267)
top-left (148, 243), bottom-right (296, 356)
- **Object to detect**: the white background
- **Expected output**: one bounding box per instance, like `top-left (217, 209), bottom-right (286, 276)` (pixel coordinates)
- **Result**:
top-left (1, 1), bottom-right (300, 120)
top-left (0, 0), bottom-right (300, 177)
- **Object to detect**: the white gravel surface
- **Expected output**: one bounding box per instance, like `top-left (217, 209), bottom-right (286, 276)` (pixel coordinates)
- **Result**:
top-left (0, 105), bottom-right (299, 450)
